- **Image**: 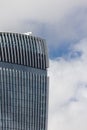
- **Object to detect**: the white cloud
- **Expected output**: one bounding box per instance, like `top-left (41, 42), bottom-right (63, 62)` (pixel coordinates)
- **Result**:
top-left (0, 0), bottom-right (87, 32)
top-left (48, 39), bottom-right (87, 130)
top-left (0, 0), bottom-right (87, 50)
top-left (0, 0), bottom-right (86, 21)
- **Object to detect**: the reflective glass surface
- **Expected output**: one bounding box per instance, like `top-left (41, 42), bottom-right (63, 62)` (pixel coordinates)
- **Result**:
top-left (0, 32), bottom-right (49, 130)
top-left (0, 65), bottom-right (48, 130)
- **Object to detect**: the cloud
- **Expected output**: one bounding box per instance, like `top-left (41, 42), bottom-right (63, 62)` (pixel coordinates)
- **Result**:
top-left (0, 0), bottom-right (87, 57)
top-left (0, 0), bottom-right (87, 23)
top-left (0, 0), bottom-right (87, 36)
top-left (48, 39), bottom-right (87, 130)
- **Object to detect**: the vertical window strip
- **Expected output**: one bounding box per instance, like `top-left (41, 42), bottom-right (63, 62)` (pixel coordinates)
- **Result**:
top-left (29, 72), bottom-right (31, 130)
top-left (10, 34), bottom-right (15, 63)
top-left (22, 70), bottom-right (25, 129)
top-left (4, 69), bottom-right (8, 128)
top-left (20, 71), bottom-right (22, 130)
top-left (1, 68), bottom-right (3, 129)
top-left (7, 34), bottom-right (11, 62)
top-left (2, 34), bottom-right (6, 62)
top-left (42, 77), bottom-right (44, 130)
top-left (18, 70), bottom-right (21, 129)
top-left (9, 69), bottom-right (12, 129)
top-left (38, 38), bottom-right (42, 69)
top-left (23, 35), bottom-right (28, 66)
top-left (14, 34), bottom-right (20, 64)
top-left (27, 72), bottom-right (30, 128)
top-left (5, 34), bottom-right (10, 62)
top-left (6, 69), bottom-right (9, 129)
top-left (35, 73), bottom-right (38, 130)
top-left (35, 73), bottom-right (37, 130)
top-left (21, 71), bottom-right (23, 129)
top-left (7, 69), bottom-right (11, 127)
top-left (40, 40), bottom-right (44, 55)
top-left (8, 33), bottom-right (14, 63)
top-left (31, 73), bottom-right (34, 129)
top-left (18, 70), bottom-right (20, 129)
top-left (0, 39), bottom-right (2, 61)
top-left (13, 34), bottom-right (18, 63)
top-left (32, 37), bottom-right (36, 68)
top-left (36, 39), bottom-right (40, 69)
top-left (25, 72), bottom-right (27, 127)
top-left (40, 74), bottom-right (42, 130)
top-left (43, 75), bottom-right (46, 130)
top-left (21, 35), bottom-right (26, 65)
top-left (15, 70), bottom-right (18, 129)
top-left (45, 75), bottom-right (48, 130)
top-left (27, 36), bottom-right (31, 66)
top-left (34, 74), bottom-right (37, 130)
top-left (25, 36), bottom-right (29, 66)
top-left (0, 68), bottom-right (2, 129)
top-left (30, 36), bottom-right (34, 67)
top-left (2, 36), bottom-right (5, 62)
top-left (37, 74), bottom-right (40, 130)
top-left (2, 69), bottom-right (5, 129)
top-left (34, 38), bottom-right (38, 68)
top-left (30, 72), bottom-right (32, 129)
top-left (11, 69), bottom-right (14, 129)
top-left (40, 40), bottom-right (44, 69)
top-left (46, 77), bottom-right (49, 130)
top-left (42, 40), bottom-right (46, 69)
top-left (18, 34), bottom-right (23, 65)
top-left (24, 71), bottom-right (26, 129)
top-left (43, 40), bottom-right (49, 69)
top-left (2, 69), bottom-right (5, 127)
top-left (21, 34), bottom-right (25, 66)
top-left (0, 34), bottom-right (4, 61)
top-left (39, 40), bottom-right (43, 69)
top-left (35, 38), bottom-right (38, 68)
top-left (41, 75), bottom-right (44, 130)
top-left (0, 35), bottom-right (2, 61)
top-left (32, 73), bottom-right (35, 130)
top-left (16, 34), bottom-right (21, 65)
top-left (7, 69), bottom-right (10, 128)
top-left (2, 33), bottom-right (7, 62)
top-left (36, 39), bottom-right (40, 53)
top-left (11, 34), bottom-right (16, 63)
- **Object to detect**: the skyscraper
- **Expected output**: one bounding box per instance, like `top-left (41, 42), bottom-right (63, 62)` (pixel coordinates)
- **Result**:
top-left (0, 32), bottom-right (49, 130)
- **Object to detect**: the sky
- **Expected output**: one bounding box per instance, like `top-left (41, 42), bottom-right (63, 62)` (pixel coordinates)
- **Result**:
top-left (0, 0), bottom-right (87, 130)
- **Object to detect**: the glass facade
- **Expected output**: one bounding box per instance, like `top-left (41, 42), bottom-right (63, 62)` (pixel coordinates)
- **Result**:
top-left (0, 32), bottom-right (49, 130)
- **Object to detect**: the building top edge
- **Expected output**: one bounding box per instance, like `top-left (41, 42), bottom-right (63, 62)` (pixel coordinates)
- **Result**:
top-left (0, 32), bottom-right (45, 41)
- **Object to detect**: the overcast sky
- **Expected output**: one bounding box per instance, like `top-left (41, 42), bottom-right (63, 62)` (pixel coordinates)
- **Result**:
top-left (0, 0), bottom-right (87, 130)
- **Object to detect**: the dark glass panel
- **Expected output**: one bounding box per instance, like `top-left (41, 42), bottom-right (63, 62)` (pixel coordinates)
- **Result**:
top-left (16, 34), bottom-right (21, 64)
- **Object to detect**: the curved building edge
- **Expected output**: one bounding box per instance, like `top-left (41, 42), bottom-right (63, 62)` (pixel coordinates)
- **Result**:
top-left (0, 32), bottom-right (49, 70)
